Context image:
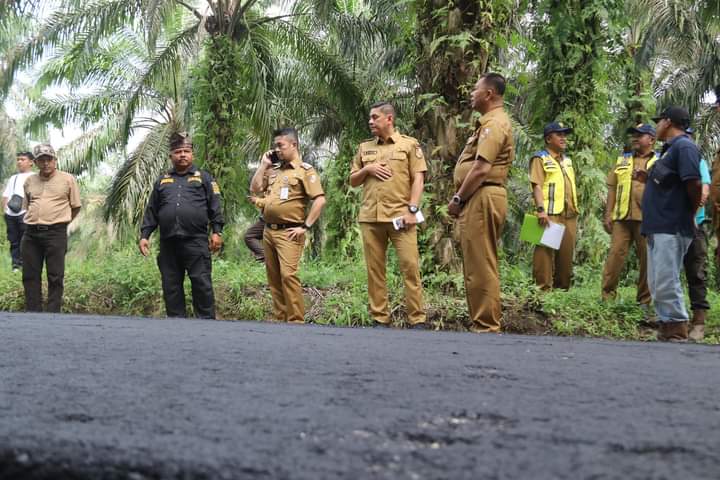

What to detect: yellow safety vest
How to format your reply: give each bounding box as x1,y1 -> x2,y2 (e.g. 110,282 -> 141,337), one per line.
611,152 -> 659,220
536,151 -> 577,215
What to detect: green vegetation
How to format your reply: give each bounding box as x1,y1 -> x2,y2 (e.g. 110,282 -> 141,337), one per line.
1,0 -> 720,344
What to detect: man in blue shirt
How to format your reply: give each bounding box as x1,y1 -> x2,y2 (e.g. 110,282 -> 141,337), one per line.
642,107 -> 702,342
682,128 -> 710,342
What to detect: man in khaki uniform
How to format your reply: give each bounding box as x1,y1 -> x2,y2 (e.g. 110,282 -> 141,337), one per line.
250,128 -> 325,323
601,124 -> 657,306
350,101 -> 427,328
447,73 -> 515,333
711,86 -> 720,266
21,144 -> 81,312
530,122 -> 578,290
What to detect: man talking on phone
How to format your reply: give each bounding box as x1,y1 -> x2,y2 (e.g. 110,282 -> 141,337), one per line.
350,102 -> 427,329
250,128 -> 325,323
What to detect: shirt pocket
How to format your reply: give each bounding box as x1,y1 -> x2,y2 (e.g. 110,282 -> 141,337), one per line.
361,154 -> 378,165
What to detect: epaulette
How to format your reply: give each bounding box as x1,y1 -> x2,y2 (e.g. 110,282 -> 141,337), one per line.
360,137 -> 376,145
300,162 -> 313,170
400,134 -> 418,142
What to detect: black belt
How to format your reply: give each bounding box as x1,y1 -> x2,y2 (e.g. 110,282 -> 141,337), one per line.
26,223 -> 68,231
265,223 -> 303,230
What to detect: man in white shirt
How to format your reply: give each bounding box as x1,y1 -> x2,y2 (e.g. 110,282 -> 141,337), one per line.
2,152 -> 34,271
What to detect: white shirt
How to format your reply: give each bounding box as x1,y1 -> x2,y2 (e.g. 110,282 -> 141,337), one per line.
2,172 -> 35,216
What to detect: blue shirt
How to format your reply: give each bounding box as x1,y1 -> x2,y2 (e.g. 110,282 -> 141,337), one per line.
641,134 -> 701,236
696,159 -> 710,224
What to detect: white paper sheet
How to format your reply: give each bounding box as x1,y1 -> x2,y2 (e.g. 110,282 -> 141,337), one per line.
540,221 -> 566,250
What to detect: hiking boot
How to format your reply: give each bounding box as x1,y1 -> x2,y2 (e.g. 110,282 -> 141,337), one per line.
688,310 -> 706,343
657,321 -> 688,342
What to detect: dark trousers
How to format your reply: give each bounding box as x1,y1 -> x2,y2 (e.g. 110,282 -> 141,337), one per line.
683,225 -> 710,311
21,224 -> 68,312
244,218 -> 266,261
157,237 -> 215,319
5,213 -> 26,268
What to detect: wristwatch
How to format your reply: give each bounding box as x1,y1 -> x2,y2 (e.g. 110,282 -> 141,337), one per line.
451,194 -> 463,205
302,223 -> 312,229
408,204 -> 419,214
536,205 -> 545,213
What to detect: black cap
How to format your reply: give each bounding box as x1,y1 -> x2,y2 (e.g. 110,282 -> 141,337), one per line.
543,121 -> 573,137
651,106 -> 690,127
169,131 -> 193,151
626,123 -> 656,137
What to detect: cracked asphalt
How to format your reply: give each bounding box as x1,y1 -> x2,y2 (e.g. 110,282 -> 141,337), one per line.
0,312 -> 719,479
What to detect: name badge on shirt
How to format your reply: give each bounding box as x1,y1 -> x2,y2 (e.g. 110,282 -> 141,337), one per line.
280,187 -> 289,200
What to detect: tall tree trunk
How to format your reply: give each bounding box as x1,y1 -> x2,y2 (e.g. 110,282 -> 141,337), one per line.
414,0 -> 513,271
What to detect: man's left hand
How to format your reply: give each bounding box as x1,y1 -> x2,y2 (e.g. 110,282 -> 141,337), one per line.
209,233 -> 223,253
287,227 -> 306,242
401,213 -> 417,228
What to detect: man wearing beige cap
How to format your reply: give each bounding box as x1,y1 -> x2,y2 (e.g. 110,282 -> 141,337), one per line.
21,144 -> 81,312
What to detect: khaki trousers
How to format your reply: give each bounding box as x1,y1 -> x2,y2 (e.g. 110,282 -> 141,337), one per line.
263,228 -> 305,323
360,222 -> 425,325
458,186 -> 507,332
533,214 -> 577,290
601,220 -> 650,304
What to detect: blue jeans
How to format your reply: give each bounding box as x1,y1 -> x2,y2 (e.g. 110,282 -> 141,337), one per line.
646,233 -> 693,323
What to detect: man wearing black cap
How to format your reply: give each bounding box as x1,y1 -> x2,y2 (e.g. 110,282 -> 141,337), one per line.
642,107 -> 702,341
139,132 -> 224,319
601,124 -> 658,307
529,122 -> 578,290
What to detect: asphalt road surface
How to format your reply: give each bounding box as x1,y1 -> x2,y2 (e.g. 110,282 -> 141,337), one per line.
1,312 -> 719,480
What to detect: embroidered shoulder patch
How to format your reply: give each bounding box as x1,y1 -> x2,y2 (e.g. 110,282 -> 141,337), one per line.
300,162 -> 313,170
160,178 -> 174,184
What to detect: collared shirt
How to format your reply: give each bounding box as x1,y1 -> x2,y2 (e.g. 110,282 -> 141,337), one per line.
262,159 -> 324,224
3,171 -> 34,216
453,106 -> 515,191
696,158 -> 711,224
529,152 -> 578,215
606,151 -> 655,221
641,134 -> 700,236
141,165 -> 224,240
351,132 -> 427,223
23,170 -> 81,225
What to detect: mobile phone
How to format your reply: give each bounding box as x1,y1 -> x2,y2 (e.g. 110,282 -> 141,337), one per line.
270,151 -> 280,163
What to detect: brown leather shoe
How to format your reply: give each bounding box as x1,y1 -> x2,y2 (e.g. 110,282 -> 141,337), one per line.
689,310 -> 706,343
657,321 -> 688,342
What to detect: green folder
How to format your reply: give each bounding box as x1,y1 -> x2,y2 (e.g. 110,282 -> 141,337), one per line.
520,213 -> 545,245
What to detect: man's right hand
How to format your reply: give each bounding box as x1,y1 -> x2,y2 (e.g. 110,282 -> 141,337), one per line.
537,211 -> 550,228
603,217 -> 613,234
261,151 -> 274,168
364,163 -> 393,181
139,238 -> 150,257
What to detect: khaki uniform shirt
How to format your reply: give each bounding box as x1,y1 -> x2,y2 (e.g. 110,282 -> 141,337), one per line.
262,159 -> 324,224
351,132 -> 427,223
453,106 -> 515,190
529,153 -> 578,215
23,170 -> 81,225
606,151 -> 654,221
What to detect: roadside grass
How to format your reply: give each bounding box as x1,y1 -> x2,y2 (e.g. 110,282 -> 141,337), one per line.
0,244 -> 717,344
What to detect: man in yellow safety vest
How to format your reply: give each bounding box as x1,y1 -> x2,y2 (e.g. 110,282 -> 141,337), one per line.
601,123 -> 658,307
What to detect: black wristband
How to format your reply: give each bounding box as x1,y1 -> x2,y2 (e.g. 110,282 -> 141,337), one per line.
302,223 -> 311,229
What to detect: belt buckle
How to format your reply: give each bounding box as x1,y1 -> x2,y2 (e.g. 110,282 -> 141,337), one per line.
37,225 -> 49,231
270,224 -> 278,230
